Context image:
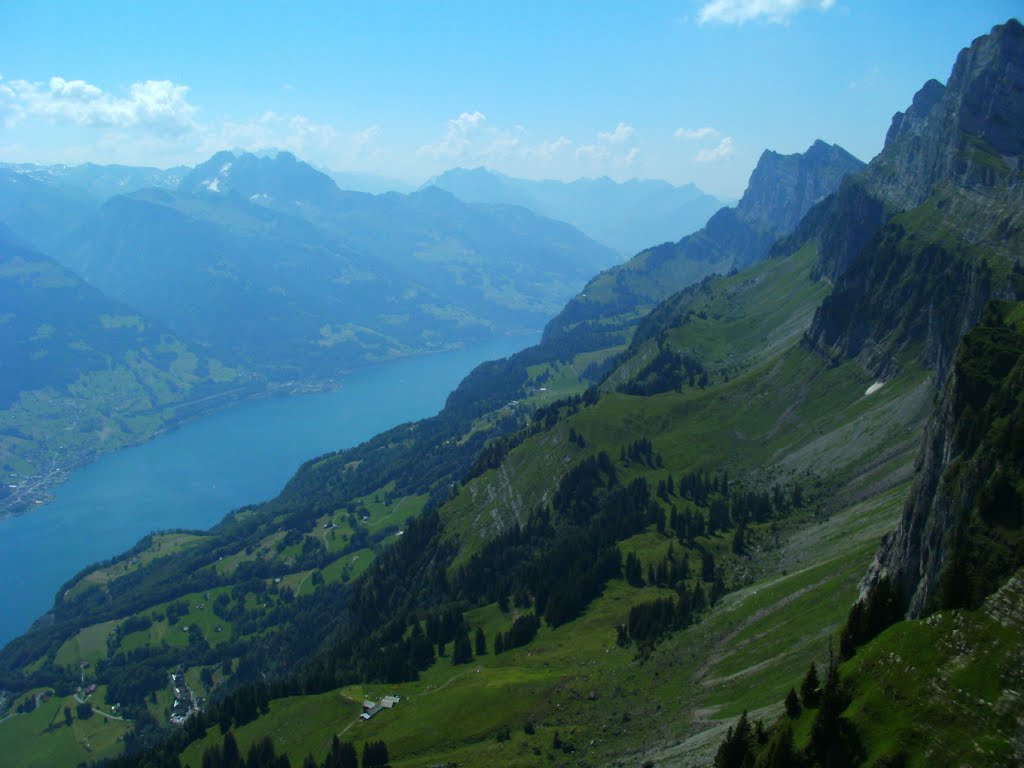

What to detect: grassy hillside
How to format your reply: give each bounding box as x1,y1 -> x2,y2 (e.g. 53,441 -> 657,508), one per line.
0,232 -> 941,767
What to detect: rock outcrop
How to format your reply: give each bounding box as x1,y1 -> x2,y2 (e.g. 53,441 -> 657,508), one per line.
862,300 -> 1024,618
805,19 -> 1024,382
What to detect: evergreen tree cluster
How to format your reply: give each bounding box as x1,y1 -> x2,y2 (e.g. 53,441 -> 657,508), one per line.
493,613 -> 541,655
196,731 -> 375,768
618,340 -> 709,396
713,656 -> 867,768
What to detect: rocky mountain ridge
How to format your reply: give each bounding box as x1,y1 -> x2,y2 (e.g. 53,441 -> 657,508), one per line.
544,139 -> 864,342
805,20 -> 1024,384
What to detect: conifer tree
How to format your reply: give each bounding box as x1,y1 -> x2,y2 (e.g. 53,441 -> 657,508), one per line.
784,687 -> 802,719
222,731 -> 241,768
475,626 -> 487,656
800,662 -> 821,708
757,723 -> 798,768
714,710 -> 752,768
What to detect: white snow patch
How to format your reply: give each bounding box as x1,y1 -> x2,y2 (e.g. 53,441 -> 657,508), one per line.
249,193 -> 270,201
864,381 -> 884,396
219,162 -> 232,175
204,178 -> 221,192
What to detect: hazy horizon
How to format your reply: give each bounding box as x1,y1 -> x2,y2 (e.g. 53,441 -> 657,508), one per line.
2,2 -> 1020,198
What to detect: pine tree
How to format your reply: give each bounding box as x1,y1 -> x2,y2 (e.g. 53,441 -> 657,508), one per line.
757,723 -> 798,768
714,710 -> 752,768
325,735 -> 358,768
451,628 -> 473,665
809,666 -> 860,767
784,687 -> 801,719
474,626 -> 487,656
222,731 -> 241,768
800,661 -> 820,708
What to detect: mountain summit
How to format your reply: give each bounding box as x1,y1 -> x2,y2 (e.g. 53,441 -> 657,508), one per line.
544,139 -> 864,344
805,19 -> 1024,382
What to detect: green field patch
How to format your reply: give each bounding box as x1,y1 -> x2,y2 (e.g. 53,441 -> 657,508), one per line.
0,688 -> 130,768
54,619 -> 118,672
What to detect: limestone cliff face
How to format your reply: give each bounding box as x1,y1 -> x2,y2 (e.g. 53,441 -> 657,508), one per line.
862,302 -> 1024,618
736,140 -> 865,247
867,19 -> 1024,211
814,20 -> 1024,280
805,19 -> 1024,382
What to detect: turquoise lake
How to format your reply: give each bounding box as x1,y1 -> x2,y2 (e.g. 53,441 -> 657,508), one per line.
0,333 -> 538,647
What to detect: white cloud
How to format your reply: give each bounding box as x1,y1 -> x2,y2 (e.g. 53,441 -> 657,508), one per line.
202,111 -> 339,158
420,110 -> 488,158
597,122 -> 634,144
695,136 -> 736,162
0,76 -> 197,135
698,0 -> 835,25
675,126 -> 720,140
574,122 -> 641,170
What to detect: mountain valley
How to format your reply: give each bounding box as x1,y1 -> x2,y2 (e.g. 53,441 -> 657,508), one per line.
0,16 -> 1022,768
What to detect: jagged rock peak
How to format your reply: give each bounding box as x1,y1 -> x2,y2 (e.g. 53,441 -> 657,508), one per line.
736,140 -> 864,237
867,18 -> 1024,209
179,149 -> 340,203
946,17 -> 1024,157
884,79 -> 945,148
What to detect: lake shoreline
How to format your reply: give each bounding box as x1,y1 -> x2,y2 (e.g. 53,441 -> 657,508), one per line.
0,334 -> 537,521
0,332 -> 541,646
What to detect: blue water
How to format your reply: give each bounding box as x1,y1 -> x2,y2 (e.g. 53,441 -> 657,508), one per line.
0,333 -> 538,647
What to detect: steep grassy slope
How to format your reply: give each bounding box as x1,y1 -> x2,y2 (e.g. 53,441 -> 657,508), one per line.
712,301 -> 1024,768
164,251 -> 933,768
545,141 -> 864,347
0,195 -> 944,768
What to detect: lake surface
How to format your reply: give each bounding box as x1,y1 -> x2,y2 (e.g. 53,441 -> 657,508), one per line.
0,333 -> 538,647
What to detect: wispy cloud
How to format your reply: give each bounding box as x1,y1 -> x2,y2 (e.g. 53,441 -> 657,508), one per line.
419,111 -> 576,169
0,76 -> 197,135
597,122 -> 634,144
352,125 -> 379,147
419,111 -> 489,158
674,126 -> 720,140
697,0 -> 835,25
849,66 -> 882,90
695,136 -> 736,163
575,122 -> 640,169
201,111 -> 339,157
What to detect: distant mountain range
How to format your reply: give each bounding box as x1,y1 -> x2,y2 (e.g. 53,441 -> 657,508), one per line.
424,167 -> 723,256
0,160 -> 186,201
323,169 -> 416,195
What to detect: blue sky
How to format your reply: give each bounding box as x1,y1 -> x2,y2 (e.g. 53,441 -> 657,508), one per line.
0,1 -> 1019,197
